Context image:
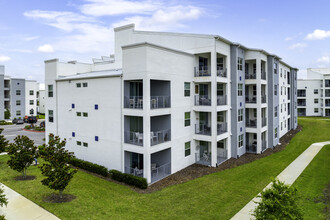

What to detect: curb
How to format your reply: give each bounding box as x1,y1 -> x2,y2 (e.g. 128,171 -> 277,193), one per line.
22,129 -> 45,133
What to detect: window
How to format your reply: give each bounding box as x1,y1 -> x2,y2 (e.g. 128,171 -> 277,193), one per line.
95,104 -> 98,110
184,112 -> 191,127
274,85 -> 277,96
29,100 -> 34,105
281,122 -> 283,131
274,63 -> 277,74
16,110 -> 21,116
77,141 -> 81,146
48,110 -> 54,122
280,68 -> 282,77
83,112 -> 88,117
314,108 -> 319,113
185,141 -> 191,157
16,90 -> 21,96
76,112 -> 81,117
274,106 -> 278,117
72,104 -> 75,109
29,90 -> 34,95
76,83 -> 81,88
314,89 -> 318,94
16,100 -> 21,106
275,128 -> 278,138
238,109 -> 243,122
72,132 -> 75,137
237,57 -> 243,71
95,136 -> 99,141
238,134 -> 243,148
83,82 -> 88,87
184,82 -> 190,97
238,84 -> 243,96
314,99 -> 318,104
48,85 -> 53,97
83,142 -> 88,147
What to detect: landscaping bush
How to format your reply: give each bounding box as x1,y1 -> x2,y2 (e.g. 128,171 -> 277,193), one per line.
0,121 -> 12,125
70,158 -> 109,177
110,169 -> 148,189
24,125 -> 32,130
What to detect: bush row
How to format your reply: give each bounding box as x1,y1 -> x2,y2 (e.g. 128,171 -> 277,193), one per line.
0,121 -> 13,125
70,158 -> 109,177
109,170 -> 148,189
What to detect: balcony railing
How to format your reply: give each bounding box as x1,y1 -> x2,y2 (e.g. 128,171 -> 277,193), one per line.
297,93 -> 306,97
150,96 -> 170,109
246,144 -> 257,153
124,131 -> 143,146
298,112 -> 306,116
262,141 -> 267,151
217,95 -> 227,105
125,166 -> 143,177
262,118 -> 267,127
245,73 -> 256,79
124,96 -> 143,109
151,162 -> 171,183
325,102 -> 330,107
246,96 -> 256,103
217,122 -> 227,135
195,152 -> 211,166
261,95 -> 266,103
195,124 -> 211,136
217,68 -> 227,78
4,95 -> 10,99
297,102 -> 306,106
151,129 -> 171,146
261,71 -> 266,80
195,95 -> 211,106
246,119 -> 257,128
326,112 -> 330,116
194,66 -> 210,77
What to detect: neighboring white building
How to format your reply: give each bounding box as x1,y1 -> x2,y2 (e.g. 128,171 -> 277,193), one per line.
45,24 -> 298,184
38,89 -> 45,114
25,80 -> 39,116
297,68 -> 330,117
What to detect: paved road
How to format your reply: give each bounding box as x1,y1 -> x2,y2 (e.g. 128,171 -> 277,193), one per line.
0,121 -> 45,146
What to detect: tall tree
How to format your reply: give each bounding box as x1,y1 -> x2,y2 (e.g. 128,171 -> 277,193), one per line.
0,185 -> 8,220
40,134 -> 77,199
7,136 -> 38,178
0,129 -> 9,153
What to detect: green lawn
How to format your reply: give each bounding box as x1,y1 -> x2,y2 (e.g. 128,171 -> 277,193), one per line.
0,118 -> 329,219
293,145 -> 330,219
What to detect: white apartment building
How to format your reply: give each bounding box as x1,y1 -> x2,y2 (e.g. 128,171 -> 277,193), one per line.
25,80 -> 39,116
45,24 -> 298,184
37,89 -> 45,114
297,68 -> 330,117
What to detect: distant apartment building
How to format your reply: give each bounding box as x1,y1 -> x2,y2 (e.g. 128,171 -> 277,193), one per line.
0,65 -> 39,120
37,89 -> 45,114
297,68 -> 330,117
45,24 -> 298,184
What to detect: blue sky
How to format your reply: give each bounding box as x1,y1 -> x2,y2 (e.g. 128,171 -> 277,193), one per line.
0,0 -> 330,84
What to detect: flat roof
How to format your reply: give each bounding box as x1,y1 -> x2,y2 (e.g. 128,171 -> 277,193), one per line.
56,69 -> 122,81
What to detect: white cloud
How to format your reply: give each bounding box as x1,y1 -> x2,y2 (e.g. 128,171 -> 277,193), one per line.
317,56 -> 330,63
285,32 -> 303,41
0,56 -> 11,62
305,29 -> 330,40
23,36 -> 39,41
80,0 -> 161,16
11,49 -> 33,53
288,43 -> 307,50
38,44 -> 54,53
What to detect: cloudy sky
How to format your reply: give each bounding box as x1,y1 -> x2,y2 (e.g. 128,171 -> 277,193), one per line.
0,0 -> 329,83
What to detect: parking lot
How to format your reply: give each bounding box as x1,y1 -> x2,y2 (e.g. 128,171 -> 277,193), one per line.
0,121 -> 45,146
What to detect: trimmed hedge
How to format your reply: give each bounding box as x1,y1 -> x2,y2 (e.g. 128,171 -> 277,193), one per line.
70,158 -> 109,177
110,169 -> 148,189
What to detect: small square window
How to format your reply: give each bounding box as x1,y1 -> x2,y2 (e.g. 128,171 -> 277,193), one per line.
314,89 -> 318,94
16,90 -> 21,96
95,104 -> 98,110
83,82 -> 88,87
77,141 -> 81,146
95,136 -> 99,141
76,83 -> 81,88
72,104 -> 75,108
77,112 -> 81,116
83,142 -> 88,147
314,99 -> 318,104
83,112 -> 88,117
314,108 -> 319,113
72,132 -> 75,137
29,90 -> 34,95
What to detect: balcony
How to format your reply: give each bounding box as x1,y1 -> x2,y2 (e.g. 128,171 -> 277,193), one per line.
217,122 -> 227,135
262,118 -> 267,127
124,151 -> 143,178
246,96 -> 257,104
124,96 -> 143,109
297,101 -> 306,107
262,141 -> 267,152
217,67 -> 227,78
246,143 -> 257,153
124,131 -> 143,146
151,129 -> 171,146
194,66 -> 210,77
195,152 -> 211,166
261,71 -> 266,80
245,73 -> 256,80
195,124 -> 211,136
217,95 -> 227,105
125,166 -> 143,177
150,96 -> 170,109
151,148 -> 171,183
297,90 -> 306,97
261,95 -> 266,103
195,95 -> 211,106
246,119 -> 257,128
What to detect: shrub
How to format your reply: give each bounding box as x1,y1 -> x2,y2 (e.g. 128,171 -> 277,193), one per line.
24,125 -> 32,130
110,170 -> 148,189
70,158 -> 108,177
0,129 -> 9,153
0,121 -> 12,125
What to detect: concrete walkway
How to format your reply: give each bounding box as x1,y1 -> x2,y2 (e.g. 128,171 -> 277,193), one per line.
231,141 -> 330,220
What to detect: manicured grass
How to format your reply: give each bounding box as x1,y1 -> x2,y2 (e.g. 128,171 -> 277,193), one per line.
293,145 -> 330,219
0,118 -> 329,219
37,115 -> 45,119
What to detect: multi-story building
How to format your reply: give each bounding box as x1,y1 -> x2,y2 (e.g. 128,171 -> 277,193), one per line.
37,89 -> 45,114
45,24 -> 298,184
25,80 -> 39,117
297,68 -> 330,117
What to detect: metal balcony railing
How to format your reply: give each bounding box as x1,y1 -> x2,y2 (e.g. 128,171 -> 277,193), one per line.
217,68 -> 227,77
124,131 -> 143,146
151,162 -> 171,183
150,129 -> 171,146
217,95 -> 227,105
246,96 -> 257,103
194,66 -> 210,77
262,141 -> 267,151
195,95 -> 211,106
246,144 -> 257,153
262,118 -> 267,127
261,95 -> 266,103
246,119 -> 257,128
195,152 -> 211,166
297,102 -> 306,106
245,73 -> 256,79
217,122 -> 227,135
195,124 -> 211,136
125,166 -> 143,177
150,96 -> 170,109
298,112 -> 306,116
124,96 -> 143,109
261,71 -> 266,80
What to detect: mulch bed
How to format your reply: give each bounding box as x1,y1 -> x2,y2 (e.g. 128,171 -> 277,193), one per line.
43,193 -> 76,203
14,175 -> 36,181
78,125 -> 302,194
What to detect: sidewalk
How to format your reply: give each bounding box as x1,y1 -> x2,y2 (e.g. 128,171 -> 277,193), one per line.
0,183 -> 60,220
231,141 -> 330,220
